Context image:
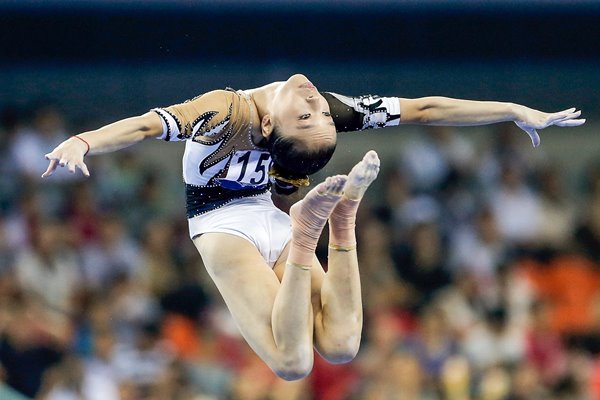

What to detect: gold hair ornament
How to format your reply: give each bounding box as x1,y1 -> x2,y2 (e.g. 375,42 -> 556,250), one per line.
268,167 -> 310,187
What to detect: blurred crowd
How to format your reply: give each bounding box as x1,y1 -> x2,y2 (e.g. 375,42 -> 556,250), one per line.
1,102 -> 600,400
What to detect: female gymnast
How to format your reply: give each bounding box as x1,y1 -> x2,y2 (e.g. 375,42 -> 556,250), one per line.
42,74 -> 584,380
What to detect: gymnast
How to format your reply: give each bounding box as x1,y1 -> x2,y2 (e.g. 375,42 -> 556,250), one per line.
42,74 -> 584,380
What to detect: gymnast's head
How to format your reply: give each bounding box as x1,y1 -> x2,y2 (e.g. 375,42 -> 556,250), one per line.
261,74 -> 337,186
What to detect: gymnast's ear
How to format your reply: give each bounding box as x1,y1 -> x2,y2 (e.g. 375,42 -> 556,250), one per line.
261,114 -> 274,138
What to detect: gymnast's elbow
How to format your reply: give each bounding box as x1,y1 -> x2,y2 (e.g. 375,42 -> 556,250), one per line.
137,112 -> 165,140
399,97 -> 442,125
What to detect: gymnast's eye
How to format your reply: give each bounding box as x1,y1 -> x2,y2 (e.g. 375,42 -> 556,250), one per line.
323,112 -> 331,117
299,114 -> 311,120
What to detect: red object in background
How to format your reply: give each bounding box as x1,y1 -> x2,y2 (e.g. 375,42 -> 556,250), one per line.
525,329 -> 567,385
590,357 -> 600,399
520,255 -> 600,335
311,354 -> 360,400
161,314 -> 201,360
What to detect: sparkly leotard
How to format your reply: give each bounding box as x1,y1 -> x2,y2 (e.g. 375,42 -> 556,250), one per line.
151,89 -> 401,218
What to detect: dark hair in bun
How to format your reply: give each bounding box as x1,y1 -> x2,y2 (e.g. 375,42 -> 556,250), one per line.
266,125 -> 336,192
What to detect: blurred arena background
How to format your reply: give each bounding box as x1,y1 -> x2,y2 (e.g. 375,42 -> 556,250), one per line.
1,1 -> 600,399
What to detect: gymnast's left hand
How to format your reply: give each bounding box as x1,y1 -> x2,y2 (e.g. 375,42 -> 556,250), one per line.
42,136 -> 91,178
514,106 -> 585,147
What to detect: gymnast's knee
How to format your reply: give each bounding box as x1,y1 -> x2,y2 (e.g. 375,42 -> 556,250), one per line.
317,337 -> 361,365
271,352 -> 314,381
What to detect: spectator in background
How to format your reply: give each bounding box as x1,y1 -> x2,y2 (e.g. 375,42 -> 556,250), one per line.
435,271 -> 487,339
64,183 -> 101,246
440,355 -> 471,400
525,300 -> 568,386
94,152 -> 145,210
111,322 -> 174,393
0,216 -> 16,278
80,214 -> 141,289
14,218 -> 80,315
488,163 -> 542,247
37,355 -> 84,400
430,126 -> 476,177
356,210 -> 411,312
448,206 -> 508,290
489,262 -> 534,330
574,163 -> 600,263
535,164 -> 577,251
404,306 -> 459,391
2,190 -> 43,252
9,102 -> 74,182
106,273 -> 161,343
461,306 -> 525,370
0,294 -> 66,398
81,328 -> 120,400
510,362 -> 550,399
401,129 -> 450,193
360,352 -> 432,400
393,221 -> 452,311
148,360 -> 211,400
380,167 -> 422,244
136,220 -> 179,298
357,310 -> 409,382
478,366 -> 512,400
0,107 -> 22,213
478,123 -> 541,191
124,169 -> 169,238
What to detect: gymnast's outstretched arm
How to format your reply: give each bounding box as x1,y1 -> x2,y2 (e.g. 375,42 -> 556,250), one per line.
42,111 -> 163,177
398,97 -> 585,147
322,91 -> 585,147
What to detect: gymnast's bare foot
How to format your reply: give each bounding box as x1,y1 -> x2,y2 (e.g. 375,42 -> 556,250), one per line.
343,150 -> 381,201
329,150 -> 380,247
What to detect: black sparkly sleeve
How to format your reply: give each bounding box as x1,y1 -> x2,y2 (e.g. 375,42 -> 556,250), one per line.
322,91 -> 401,133
322,92 -> 365,132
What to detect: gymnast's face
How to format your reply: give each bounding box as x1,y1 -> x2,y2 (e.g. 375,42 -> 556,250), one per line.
263,74 -> 337,149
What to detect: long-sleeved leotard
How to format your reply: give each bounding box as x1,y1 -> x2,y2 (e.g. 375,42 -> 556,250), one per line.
151,89 -> 401,217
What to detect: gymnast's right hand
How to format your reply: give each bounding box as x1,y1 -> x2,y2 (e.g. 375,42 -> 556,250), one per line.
42,136 -> 91,178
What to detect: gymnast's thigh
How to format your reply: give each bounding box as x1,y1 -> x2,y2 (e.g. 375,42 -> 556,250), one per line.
193,232 -> 283,350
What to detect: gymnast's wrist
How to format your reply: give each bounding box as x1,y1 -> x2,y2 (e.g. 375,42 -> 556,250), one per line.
70,135 -> 90,156
510,103 -> 526,122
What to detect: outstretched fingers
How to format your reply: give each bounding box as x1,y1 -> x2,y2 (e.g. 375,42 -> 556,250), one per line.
517,107 -> 585,148
79,162 -> 90,177
42,158 -> 59,178
549,108 -> 585,126
42,156 -> 90,178
526,127 -> 541,148
554,118 -> 586,127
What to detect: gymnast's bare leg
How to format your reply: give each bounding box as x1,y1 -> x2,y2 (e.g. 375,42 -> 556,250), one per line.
194,175 -> 347,381
311,150 -> 380,362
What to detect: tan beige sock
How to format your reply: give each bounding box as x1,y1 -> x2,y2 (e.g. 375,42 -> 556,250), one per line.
329,150 -> 381,248
288,177 -> 346,266
328,198 -> 360,248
